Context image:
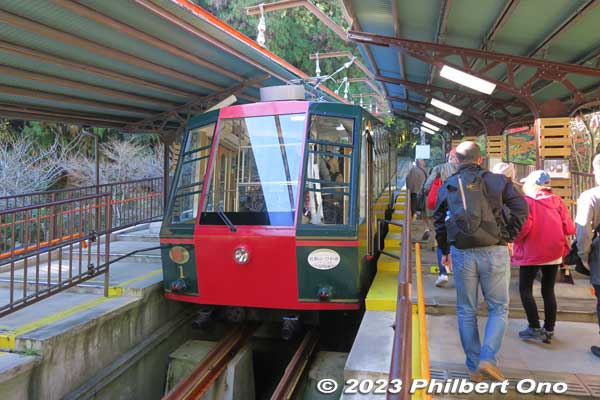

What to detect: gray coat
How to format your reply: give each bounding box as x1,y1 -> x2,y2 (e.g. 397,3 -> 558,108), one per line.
575,185 -> 600,285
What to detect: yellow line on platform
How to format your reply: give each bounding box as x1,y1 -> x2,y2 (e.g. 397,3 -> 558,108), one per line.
108,268 -> 162,297
414,243 -> 431,400
0,297 -> 111,350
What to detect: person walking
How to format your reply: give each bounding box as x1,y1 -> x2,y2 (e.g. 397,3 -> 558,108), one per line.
574,154 -> 600,359
424,149 -> 459,287
512,170 -> 575,343
434,142 -> 528,381
406,159 -> 428,219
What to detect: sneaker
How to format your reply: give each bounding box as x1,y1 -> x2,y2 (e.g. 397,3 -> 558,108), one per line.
591,346 -> 600,358
479,361 -> 505,381
435,274 -> 449,287
542,328 -> 554,342
519,327 -> 545,341
469,370 -> 484,383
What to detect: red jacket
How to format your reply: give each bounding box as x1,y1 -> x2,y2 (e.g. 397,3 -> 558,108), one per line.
511,190 -> 575,266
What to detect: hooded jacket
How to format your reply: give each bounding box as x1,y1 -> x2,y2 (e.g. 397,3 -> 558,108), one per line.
512,189 -> 575,266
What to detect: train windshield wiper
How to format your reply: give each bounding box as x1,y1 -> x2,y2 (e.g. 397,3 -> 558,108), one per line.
217,209 -> 237,232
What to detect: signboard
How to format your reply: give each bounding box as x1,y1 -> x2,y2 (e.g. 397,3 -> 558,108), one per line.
415,145 -> 431,160
307,249 -> 341,270
543,159 -> 570,179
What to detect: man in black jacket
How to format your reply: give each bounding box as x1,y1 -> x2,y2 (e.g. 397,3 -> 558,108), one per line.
434,142 -> 528,382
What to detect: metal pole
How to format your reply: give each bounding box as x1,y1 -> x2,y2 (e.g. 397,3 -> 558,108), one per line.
162,134 -> 171,214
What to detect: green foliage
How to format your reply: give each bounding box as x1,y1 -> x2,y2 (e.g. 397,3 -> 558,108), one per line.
195,0 -> 372,96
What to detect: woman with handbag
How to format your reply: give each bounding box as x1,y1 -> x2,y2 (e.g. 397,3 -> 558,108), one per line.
512,170 -> 575,343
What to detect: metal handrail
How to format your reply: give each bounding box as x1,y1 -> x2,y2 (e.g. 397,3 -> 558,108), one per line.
385,189 -> 412,400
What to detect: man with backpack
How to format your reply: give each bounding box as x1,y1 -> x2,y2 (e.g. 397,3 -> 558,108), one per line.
434,142 -> 528,382
574,153 -> 600,359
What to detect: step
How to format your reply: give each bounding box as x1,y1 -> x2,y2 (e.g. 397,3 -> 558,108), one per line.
383,233 -> 403,249
377,254 -> 400,273
0,351 -> 37,400
0,280 -> 188,399
365,270 -> 398,311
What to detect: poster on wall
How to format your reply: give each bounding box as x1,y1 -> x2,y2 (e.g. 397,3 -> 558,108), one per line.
543,159 -> 570,179
506,126 -> 535,165
415,145 -> 430,159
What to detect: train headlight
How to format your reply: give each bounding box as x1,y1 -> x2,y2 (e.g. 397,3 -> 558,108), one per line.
169,246 -> 190,264
233,247 -> 249,265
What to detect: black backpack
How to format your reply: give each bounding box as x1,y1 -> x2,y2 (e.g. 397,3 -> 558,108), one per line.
445,169 -> 502,249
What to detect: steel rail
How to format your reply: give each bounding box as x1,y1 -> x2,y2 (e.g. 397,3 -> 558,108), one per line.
270,329 -> 320,400
162,324 -> 256,400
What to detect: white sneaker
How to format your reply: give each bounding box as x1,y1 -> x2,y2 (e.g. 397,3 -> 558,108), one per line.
435,274 -> 449,287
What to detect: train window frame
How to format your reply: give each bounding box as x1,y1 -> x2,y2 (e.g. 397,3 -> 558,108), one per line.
298,112 -> 359,232
199,113 -> 307,227
164,113 -> 218,230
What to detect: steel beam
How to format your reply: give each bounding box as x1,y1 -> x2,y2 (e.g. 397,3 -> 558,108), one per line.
124,76 -> 266,133
0,41 -> 192,99
348,30 -> 600,78
246,0 -> 347,41
0,84 -> 156,117
482,0 -> 520,51
134,0 -> 292,84
428,0 -> 453,85
0,65 -> 178,110
0,103 -> 133,127
0,10 -> 226,92
52,0 -> 247,84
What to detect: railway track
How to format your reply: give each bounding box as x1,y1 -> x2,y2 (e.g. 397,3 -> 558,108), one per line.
162,325 -> 320,400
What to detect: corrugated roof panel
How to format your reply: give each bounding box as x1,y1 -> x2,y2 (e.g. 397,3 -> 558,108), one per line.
443,0 -> 507,49
396,0 -> 442,42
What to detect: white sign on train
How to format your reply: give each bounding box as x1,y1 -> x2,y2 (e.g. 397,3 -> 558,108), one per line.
307,249 -> 341,270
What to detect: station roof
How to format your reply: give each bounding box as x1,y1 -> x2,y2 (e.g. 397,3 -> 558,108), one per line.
0,0 -> 343,133
341,0 -> 600,133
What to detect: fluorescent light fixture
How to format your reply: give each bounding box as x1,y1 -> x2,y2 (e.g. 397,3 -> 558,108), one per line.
421,121 -> 440,132
431,98 -> 463,116
440,65 -> 496,95
290,115 -> 306,122
425,112 -> 448,126
420,126 -> 435,135
336,123 -> 346,131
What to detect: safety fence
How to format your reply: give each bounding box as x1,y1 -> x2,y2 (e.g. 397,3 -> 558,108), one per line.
0,193 -> 111,316
377,190 -> 430,400
0,177 -> 164,317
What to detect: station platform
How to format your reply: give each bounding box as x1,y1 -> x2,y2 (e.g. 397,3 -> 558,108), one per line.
345,161 -> 600,398
0,224 -> 192,400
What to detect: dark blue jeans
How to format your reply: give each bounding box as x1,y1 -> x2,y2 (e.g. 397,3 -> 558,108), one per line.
595,284 -> 600,330
437,246 -> 447,276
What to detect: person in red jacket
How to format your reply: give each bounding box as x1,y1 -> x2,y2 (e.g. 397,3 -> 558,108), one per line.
512,170 -> 575,342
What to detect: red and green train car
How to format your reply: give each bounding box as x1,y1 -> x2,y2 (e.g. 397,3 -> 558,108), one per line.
159,95 -> 397,325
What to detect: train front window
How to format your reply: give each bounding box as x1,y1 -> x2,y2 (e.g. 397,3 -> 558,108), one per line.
200,114 -> 305,226
301,115 -> 354,225
169,123 -> 215,224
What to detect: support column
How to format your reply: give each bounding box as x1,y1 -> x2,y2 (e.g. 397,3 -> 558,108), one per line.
161,133 -> 175,214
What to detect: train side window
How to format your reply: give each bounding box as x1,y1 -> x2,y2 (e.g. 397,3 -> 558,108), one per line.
169,123 -> 215,224
302,115 -> 354,225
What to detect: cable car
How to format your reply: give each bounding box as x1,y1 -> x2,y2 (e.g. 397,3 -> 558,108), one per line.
160,86 -> 397,326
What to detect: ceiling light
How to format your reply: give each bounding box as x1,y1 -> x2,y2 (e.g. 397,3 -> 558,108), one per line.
421,121 -> 440,132
431,98 -> 463,116
440,65 -> 496,95
420,126 -> 435,135
290,115 -> 306,122
425,112 -> 448,126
